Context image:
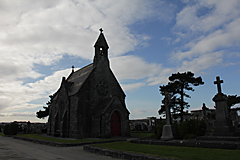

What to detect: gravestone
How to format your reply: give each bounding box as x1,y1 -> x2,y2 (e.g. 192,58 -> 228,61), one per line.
212,76 -> 235,136
161,92 -> 177,140
202,103 -> 207,123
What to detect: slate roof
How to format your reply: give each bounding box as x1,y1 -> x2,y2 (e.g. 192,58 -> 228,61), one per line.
67,63 -> 95,96
94,32 -> 109,48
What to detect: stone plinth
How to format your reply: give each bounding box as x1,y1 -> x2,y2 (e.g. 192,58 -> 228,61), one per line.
161,125 -> 177,140
213,94 -> 235,136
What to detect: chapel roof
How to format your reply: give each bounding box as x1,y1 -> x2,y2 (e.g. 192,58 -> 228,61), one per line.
66,63 -> 95,96
94,31 -> 109,48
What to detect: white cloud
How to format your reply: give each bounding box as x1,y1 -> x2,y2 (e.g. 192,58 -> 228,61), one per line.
170,0 -> 240,76
0,0 -> 239,121
174,17 -> 240,61
0,68 -> 71,112
0,111 -> 46,122
121,83 -> 145,91
179,52 -> 223,73
111,55 -> 163,80
176,0 -> 240,33
111,55 -> 173,86
0,0 -> 158,114
130,108 -> 158,119
0,112 -> 35,117
27,68 -> 72,95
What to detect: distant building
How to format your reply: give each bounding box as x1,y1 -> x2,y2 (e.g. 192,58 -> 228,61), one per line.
130,117 -> 157,131
1,121 -> 47,133
47,30 -> 130,138
191,109 -> 215,120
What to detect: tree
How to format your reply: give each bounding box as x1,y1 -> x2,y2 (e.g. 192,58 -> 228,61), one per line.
159,71 -> 204,122
227,95 -> 240,109
36,95 -> 52,119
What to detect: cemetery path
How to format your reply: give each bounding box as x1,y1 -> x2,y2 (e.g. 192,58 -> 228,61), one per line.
0,136 -> 120,160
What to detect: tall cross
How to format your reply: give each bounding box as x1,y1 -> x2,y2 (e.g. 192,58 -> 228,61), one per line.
164,91 -> 171,125
164,91 -> 169,104
99,28 -> 103,33
214,76 -> 223,94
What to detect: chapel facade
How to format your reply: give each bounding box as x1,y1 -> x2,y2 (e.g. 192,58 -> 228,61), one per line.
47,29 -> 130,138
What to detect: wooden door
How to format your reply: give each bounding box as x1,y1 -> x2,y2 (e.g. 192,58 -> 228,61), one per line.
110,111 -> 121,136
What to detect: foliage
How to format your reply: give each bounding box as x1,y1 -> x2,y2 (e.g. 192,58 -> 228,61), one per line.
177,119 -> 206,139
93,141 -> 240,160
36,106 -> 49,119
159,71 -> 204,122
3,122 -> 19,135
153,121 -> 165,139
3,124 -> 10,135
9,122 -> 19,135
36,95 -> 52,119
153,119 -> 206,140
227,95 -> 240,108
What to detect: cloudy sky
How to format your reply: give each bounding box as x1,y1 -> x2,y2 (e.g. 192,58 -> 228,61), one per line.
0,0 -> 240,122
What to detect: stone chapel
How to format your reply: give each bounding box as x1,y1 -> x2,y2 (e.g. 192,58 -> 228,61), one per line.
47,29 -> 130,138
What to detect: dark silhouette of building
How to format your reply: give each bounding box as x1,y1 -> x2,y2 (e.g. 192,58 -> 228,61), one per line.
47,29 -> 130,138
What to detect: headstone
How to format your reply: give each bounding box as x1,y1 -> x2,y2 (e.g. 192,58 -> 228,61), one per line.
212,76 -> 235,136
27,121 -> 31,133
202,103 -> 207,123
161,92 -> 177,140
202,103 -> 212,135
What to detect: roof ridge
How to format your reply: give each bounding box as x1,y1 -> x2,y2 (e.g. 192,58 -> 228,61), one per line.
75,63 -> 93,73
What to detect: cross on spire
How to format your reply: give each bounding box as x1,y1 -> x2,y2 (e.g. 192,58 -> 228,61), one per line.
99,28 -> 103,33
214,76 -> 223,94
72,65 -> 75,72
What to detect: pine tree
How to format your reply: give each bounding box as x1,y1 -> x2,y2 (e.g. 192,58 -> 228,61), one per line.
159,71 -> 204,122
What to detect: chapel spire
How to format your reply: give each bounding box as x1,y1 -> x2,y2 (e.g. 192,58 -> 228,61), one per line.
93,28 -> 109,67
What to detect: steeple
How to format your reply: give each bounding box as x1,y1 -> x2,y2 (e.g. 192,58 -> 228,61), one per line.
93,28 -> 109,67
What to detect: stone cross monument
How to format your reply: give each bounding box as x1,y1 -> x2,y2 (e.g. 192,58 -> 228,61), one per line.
212,76 -> 235,136
161,92 -> 177,140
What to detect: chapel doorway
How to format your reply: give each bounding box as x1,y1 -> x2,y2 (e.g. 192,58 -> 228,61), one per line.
110,111 -> 121,136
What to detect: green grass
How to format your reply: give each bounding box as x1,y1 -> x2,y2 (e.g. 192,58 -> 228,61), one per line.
0,132 -> 4,136
17,134 -> 109,144
130,132 -> 154,138
92,141 -> 240,160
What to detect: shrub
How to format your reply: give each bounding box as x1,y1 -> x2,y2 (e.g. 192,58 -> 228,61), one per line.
9,123 -> 19,135
3,123 -> 19,136
178,119 -> 206,139
153,119 -> 206,140
3,124 -> 10,135
153,121 -> 165,139
183,134 -> 197,140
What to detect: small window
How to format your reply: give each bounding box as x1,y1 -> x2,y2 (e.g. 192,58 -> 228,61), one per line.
100,47 -> 103,55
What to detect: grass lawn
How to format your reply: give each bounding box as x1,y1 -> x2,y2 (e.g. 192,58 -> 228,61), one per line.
17,134 -> 111,144
130,131 -> 154,138
92,141 -> 240,160
0,132 -> 4,136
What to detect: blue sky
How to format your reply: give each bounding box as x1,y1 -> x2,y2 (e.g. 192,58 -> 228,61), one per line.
0,0 -> 240,122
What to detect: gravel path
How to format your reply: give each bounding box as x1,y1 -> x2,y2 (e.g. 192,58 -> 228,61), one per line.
0,136 -> 120,160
